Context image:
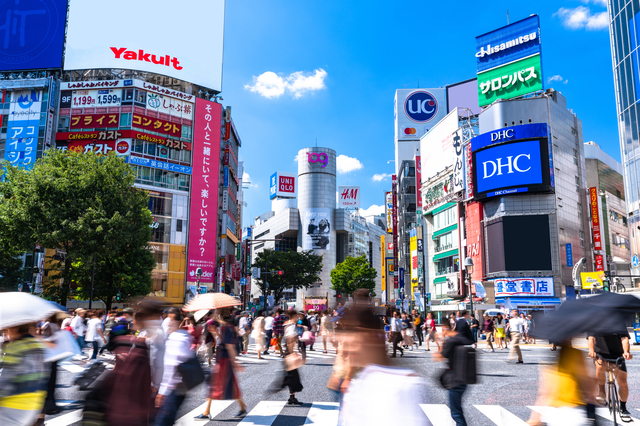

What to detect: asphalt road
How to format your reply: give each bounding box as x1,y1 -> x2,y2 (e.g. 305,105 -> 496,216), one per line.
44,338 -> 640,425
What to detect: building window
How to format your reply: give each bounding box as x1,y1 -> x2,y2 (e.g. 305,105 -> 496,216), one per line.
580,230 -> 585,248
571,127 -> 578,137
433,207 -> 456,230
255,229 -> 270,239
575,176 -> 580,192
577,203 -> 582,221
573,149 -> 578,165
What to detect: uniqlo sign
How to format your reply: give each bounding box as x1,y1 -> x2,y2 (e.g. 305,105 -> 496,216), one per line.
590,187 -> 602,251
187,99 -> 221,283
338,186 -> 360,208
269,172 -> 297,199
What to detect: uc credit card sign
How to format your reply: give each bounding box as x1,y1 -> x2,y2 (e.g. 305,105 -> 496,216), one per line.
475,140 -> 543,194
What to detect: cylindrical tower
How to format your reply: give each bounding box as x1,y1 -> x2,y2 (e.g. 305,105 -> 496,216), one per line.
297,147 -> 337,309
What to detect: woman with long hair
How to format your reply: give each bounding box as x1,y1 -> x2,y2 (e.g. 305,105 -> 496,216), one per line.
251,310 -> 266,359
194,308 -> 247,420
494,314 -> 506,350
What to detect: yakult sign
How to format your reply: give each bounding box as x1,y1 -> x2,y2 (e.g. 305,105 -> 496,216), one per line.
270,172 -> 297,199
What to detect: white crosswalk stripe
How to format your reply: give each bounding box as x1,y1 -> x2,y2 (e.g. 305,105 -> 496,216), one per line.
43,401 -> 628,426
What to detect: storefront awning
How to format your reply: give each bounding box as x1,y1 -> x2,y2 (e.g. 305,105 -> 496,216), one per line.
433,248 -> 459,261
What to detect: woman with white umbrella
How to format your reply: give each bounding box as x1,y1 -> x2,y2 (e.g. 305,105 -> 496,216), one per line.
0,293 -> 63,426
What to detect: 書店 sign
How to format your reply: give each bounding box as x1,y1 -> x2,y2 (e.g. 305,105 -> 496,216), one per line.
494,277 -> 554,297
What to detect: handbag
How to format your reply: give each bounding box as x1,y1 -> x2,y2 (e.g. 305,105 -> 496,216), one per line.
300,331 -> 315,343
284,353 -> 305,371
270,337 -> 278,347
177,354 -> 205,390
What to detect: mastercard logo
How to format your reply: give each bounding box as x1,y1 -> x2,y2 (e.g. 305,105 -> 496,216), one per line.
403,127 -> 417,135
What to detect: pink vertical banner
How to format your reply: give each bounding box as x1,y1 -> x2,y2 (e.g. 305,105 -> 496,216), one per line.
187,99 -> 221,283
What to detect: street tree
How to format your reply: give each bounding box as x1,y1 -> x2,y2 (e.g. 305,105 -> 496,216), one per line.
330,255 -> 377,298
0,150 -> 154,305
252,249 -> 323,304
0,251 -> 25,292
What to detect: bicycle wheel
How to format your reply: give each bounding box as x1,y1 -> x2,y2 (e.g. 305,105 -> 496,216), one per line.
618,284 -> 626,293
608,381 -> 620,425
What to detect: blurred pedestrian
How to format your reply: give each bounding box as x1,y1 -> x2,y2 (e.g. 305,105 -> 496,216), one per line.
70,308 -> 87,353
273,310 -> 304,405
194,308 -> 247,420
238,312 -> 250,355
401,312 -> 415,350
424,312 -> 441,352
41,315 -> 62,415
161,308 -> 180,336
0,323 -> 47,426
413,310 -> 424,347
263,311 -> 274,355
469,313 -> 479,349
85,310 -> 107,360
252,310 -> 266,359
307,310 -> 318,351
320,310 -> 333,353
494,313 -> 506,349
136,300 -> 166,403
204,318 -> 219,366
389,311 -> 403,358
482,313 -> 495,353
507,309 -> 524,364
273,308 -> 286,356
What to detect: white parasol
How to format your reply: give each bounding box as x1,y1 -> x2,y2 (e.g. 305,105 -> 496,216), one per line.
0,292 -> 65,329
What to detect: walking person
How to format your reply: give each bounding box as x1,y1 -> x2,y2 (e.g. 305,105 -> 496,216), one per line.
402,313 -> 415,350
424,312 -> 441,352
494,313 -> 506,349
320,310 -> 333,353
41,315 -> 62,415
506,309 -> 524,364
237,312 -> 250,355
70,308 -> 87,354
307,310 -> 318,351
413,310 -> 424,347
469,313 -> 479,349
252,311 -> 266,359
275,310 -> 304,405
195,308 -> 248,420
85,310 -> 107,360
389,311 -> 403,358
263,311 -> 274,355
482,313 -> 495,353
135,300 -> 166,416
273,308 -> 286,356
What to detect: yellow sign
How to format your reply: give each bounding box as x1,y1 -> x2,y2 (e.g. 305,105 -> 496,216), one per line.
581,271 -> 605,289
381,235 -> 386,292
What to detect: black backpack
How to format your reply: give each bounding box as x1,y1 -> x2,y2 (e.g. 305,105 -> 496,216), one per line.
453,346 -> 477,385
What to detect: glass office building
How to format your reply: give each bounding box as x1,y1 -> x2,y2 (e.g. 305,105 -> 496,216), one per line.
607,0 -> 640,258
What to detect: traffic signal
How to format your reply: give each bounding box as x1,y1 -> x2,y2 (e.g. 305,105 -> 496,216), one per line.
115,291 -> 122,302
603,279 -> 610,292
277,270 -> 284,275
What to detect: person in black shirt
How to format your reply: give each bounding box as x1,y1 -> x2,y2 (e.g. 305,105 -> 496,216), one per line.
438,322 -> 472,426
469,314 -> 479,349
588,330 -> 633,421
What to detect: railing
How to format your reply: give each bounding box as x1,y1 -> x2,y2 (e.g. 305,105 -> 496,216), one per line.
435,266 -> 457,276
434,243 -> 453,253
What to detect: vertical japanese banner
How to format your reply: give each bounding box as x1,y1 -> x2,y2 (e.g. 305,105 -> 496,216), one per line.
187,99 -> 222,283
595,254 -> 604,272
4,90 -> 42,170
590,187 -> 602,251
392,175 -> 399,289
385,192 -> 393,233
415,155 -> 422,218
381,235 -> 386,298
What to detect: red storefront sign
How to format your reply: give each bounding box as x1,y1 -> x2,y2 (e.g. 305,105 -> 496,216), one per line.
56,139 -> 131,156
56,130 -> 191,150
224,144 -> 230,166
132,113 -> 182,137
186,99 -> 222,283
465,201 -> 484,282
416,155 -> 422,211
590,187 -> 602,251
595,254 -> 604,271
392,174 -> 399,288
70,113 -> 120,129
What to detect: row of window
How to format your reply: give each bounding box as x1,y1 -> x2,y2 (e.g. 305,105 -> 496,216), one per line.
433,206 -> 456,230
132,139 -> 192,164
134,165 -> 190,192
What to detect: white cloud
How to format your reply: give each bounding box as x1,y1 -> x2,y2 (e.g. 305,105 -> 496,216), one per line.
372,173 -> 391,182
336,155 -> 363,174
581,0 -> 607,6
242,172 -> 257,189
547,75 -> 569,84
358,204 -> 385,222
245,69 -> 327,99
555,6 -> 608,30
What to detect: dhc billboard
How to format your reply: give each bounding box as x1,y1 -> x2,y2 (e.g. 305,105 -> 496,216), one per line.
471,124 -> 554,200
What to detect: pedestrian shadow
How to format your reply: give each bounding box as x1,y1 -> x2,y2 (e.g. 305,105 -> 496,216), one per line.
477,373 -> 514,377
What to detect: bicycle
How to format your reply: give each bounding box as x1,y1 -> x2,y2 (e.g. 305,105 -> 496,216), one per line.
596,356 -> 630,425
612,281 -> 627,293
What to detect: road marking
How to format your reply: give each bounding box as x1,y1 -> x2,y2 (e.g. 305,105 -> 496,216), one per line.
44,409 -> 83,426
239,400 -> 287,425
58,362 -> 84,373
419,404 -> 456,426
304,402 -> 339,425
237,356 -> 268,364
597,406 -> 640,422
474,405 -> 528,425
174,400 -> 233,425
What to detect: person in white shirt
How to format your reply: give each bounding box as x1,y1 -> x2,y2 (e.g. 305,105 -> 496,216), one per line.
85,310 -> 107,360
70,309 -> 87,352
390,311 -> 403,358
307,311 -> 318,351
506,309 -> 524,364
238,313 -> 250,355
161,308 -> 180,337
136,300 -> 166,396
263,312 -> 274,355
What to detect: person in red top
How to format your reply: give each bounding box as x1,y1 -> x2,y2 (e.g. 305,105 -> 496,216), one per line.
423,312 -> 440,352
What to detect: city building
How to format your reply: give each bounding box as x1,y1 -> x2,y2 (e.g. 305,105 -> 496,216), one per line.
585,141 -> 633,285
605,1 -> 640,275
249,147 -> 386,309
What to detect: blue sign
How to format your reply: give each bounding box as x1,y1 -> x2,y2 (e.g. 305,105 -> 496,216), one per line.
471,123 -> 549,152
403,91 -> 439,123
399,267 -> 405,298
475,15 -> 541,73
240,277 -> 247,286
475,140 -> 543,194
246,227 -> 252,238
269,172 -> 277,200
566,243 -> 573,267
127,156 -> 192,175
633,255 -> 639,268
0,0 -> 67,71
223,166 -> 229,188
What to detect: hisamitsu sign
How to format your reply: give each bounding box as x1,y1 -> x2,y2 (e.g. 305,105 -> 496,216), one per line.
494,277 -> 554,297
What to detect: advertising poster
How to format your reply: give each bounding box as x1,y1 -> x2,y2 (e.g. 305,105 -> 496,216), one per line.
71,89 -> 122,108
146,93 -> 194,120
270,172 -> 297,199
0,0 -> 67,71
477,54 -> 543,107
590,187 -> 602,251
415,155 -> 423,216
304,299 -> 327,312
64,0 -> 225,92
4,90 -> 42,170
338,186 -> 360,208
302,208 -> 331,250
57,139 -> 131,156
70,113 -> 120,129
494,277 -> 554,297
392,175 -> 399,288
410,230 -> 418,284
595,254 -> 604,271
395,88 -> 447,141
187,99 -> 222,283
385,192 -> 393,233
581,271 -> 605,289
132,114 -> 182,138
381,235 -> 386,294
420,109 -> 460,183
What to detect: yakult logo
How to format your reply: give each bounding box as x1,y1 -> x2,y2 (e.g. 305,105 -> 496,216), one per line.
308,152 -> 328,168
482,154 -> 531,179
111,47 -> 183,70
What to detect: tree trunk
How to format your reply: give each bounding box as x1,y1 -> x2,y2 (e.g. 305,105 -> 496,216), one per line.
59,257 -> 72,307
105,295 -> 113,312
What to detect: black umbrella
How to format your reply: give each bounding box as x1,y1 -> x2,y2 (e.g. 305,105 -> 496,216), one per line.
531,293 -> 640,342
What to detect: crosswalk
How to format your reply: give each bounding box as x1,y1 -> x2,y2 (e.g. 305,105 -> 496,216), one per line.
44,401 -> 637,425
233,344 -> 337,365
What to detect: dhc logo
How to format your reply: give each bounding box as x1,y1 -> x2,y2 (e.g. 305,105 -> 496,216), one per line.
475,140 -> 543,194
482,154 -> 531,178
490,129 -> 514,142
404,91 -> 438,123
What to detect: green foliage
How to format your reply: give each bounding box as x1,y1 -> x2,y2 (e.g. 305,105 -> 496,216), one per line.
330,255 -> 377,298
0,252 -> 24,292
0,150 -> 154,305
252,249 -> 323,302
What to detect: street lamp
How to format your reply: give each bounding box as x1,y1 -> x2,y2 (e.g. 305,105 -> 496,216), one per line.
196,267 -> 203,295
464,257 -> 474,314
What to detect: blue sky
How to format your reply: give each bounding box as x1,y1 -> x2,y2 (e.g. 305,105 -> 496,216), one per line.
221,0 -> 615,225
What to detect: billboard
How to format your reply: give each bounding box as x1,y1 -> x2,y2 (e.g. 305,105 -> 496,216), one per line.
56,139 -> 131,156
472,137 -> 553,199
70,113 -> 120,130
385,192 -> 393,233
338,186 -> 360,208
410,230 -> 418,285
0,0 -> 67,71
4,89 -> 42,170
494,277 -> 554,297
187,99 -> 222,283
446,79 -> 481,116
395,88 -> 447,141
269,172 -> 297,199
477,54 -> 543,107
64,0 -> 226,92
420,108 -> 463,194
302,208 -> 331,250
581,271 -> 604,289
475,15 -> 542,73
590,187 -> 602,251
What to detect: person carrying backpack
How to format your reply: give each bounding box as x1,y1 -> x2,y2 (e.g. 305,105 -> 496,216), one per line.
436,311 -> 476,426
